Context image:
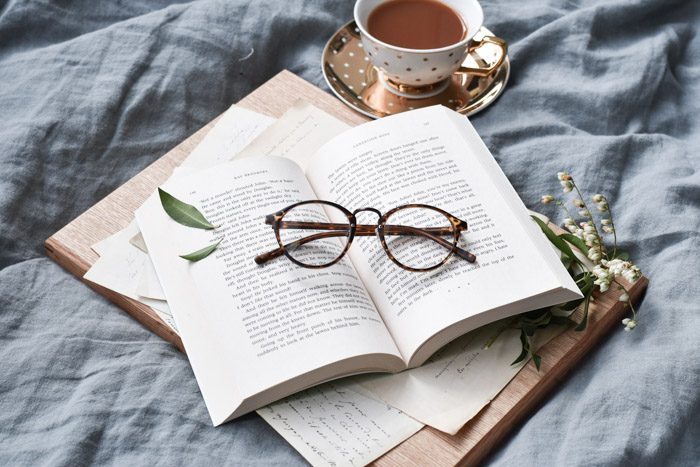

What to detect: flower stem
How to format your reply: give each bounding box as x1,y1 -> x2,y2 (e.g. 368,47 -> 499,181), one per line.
613,279 -> 636,321
556,199 -> 575,221
483,317 -> 518,349
606,196 -> 618,257
571,178 -> 607,260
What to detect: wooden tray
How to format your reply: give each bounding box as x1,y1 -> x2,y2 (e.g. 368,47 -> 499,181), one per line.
45,70 -> 648,466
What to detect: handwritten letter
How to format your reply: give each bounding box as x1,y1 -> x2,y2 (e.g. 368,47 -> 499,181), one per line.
258,381 -> 422,467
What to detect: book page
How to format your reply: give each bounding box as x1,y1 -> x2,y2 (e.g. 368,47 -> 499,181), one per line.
306,106 -> 579,364
136,155 -> 404,425
258,380 -> 423,467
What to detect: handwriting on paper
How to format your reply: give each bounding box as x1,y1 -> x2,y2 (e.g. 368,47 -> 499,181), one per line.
257,380 -> 422,467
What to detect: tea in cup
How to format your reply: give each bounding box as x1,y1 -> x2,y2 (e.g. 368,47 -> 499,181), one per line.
354,0 -> 507,97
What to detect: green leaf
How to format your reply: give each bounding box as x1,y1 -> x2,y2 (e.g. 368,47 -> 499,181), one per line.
180,241 -> 221,262
520,311 -> 553,329
159,188 -> 216,230
561,258 -> 573,270
560,233 -> 589,254
532,353 -> 542,371
560,297 -> 584,312
522,308 -> 550,320
512,347 -> 529,366
613,250 -> 630,260
575,272 -> 594,296
523,323 -> 536,337
531,216 -> 581,265
575,293 -> 592,331
511,329 -> 529,365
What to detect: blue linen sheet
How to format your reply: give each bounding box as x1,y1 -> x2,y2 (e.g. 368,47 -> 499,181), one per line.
1,0 -> 698,465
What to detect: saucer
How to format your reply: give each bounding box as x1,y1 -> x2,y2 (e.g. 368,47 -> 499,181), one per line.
322,21 -> 510,119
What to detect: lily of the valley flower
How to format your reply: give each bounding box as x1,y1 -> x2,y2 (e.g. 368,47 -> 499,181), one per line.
593,264 -> 610,291
594,259 -> 642,290
622,318 -> 637,331
605,258 -> 629,276
622,264 -> 642,282
588,247 -> 602,262
593,193 -> 609,212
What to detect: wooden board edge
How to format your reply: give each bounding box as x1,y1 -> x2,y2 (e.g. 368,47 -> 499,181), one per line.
87,282 -> 185,353
459,276 -> 648,466
45,234 -> 185,351
45,235 -> 90,279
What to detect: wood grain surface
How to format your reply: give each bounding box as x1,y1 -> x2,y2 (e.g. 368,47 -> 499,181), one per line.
45,70 -> 648,466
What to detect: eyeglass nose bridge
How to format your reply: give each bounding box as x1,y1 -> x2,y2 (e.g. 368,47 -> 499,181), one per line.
352,207 -> 382,219
352,208 -> 382,219
352,207 -> 383,238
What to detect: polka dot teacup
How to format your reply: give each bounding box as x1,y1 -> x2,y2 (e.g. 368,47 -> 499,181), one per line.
354,0 -> 507,93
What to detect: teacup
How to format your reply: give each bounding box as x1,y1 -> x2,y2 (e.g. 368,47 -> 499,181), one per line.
354,0 -> 507,98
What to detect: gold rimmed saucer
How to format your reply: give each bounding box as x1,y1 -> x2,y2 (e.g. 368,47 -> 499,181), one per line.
322,21 -> 510,119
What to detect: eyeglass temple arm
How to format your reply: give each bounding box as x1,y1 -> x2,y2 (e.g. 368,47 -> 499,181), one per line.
386,224 -> 476,263
254,221 -> 476,265
254,231 -> 348,264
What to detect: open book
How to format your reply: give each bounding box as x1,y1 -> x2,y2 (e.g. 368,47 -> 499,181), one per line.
136,105 -> 580,426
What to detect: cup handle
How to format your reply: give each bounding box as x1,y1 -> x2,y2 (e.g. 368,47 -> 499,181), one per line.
456,36 -> 508,77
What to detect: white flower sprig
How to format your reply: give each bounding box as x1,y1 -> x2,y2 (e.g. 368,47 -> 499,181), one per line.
497,172 -> 644,371
540,171 -> 642,332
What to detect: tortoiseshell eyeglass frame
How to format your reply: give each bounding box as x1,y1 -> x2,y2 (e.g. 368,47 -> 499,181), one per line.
254,200 -> 476,272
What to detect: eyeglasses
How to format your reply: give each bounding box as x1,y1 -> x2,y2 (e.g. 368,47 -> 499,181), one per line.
254,200 -> 476,272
